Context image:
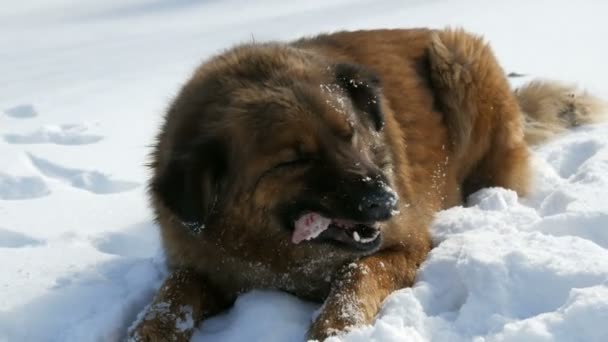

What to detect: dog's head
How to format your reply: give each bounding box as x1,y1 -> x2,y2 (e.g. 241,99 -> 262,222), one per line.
151,44 -> 399,254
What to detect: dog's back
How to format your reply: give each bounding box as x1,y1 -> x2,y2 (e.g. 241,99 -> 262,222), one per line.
299,28 -> 528,204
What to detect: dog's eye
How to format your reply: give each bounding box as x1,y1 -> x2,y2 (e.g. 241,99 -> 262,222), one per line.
273,158 -> 311,169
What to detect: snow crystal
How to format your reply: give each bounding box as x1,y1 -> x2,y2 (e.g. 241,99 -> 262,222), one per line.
143,301 -> 171,321
176,305 -> 195,333
182,221 -> 206,234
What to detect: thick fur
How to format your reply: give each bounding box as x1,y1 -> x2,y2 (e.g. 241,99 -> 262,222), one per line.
128,28 -> 606,341
516,80 -> 607,145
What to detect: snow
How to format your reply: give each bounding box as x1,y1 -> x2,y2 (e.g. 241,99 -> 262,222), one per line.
1,0 -> 608,341
4,124 -> 104,145
3,105 -> 38,119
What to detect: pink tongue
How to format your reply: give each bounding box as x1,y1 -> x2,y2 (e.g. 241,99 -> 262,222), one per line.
292,212 -> 332,244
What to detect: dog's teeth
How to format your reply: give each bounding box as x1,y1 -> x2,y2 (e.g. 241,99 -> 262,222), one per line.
359,230 -> 380,244
353,231 -> 361,242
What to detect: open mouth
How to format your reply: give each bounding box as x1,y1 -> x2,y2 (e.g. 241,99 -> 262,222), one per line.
291,212 -> 383,251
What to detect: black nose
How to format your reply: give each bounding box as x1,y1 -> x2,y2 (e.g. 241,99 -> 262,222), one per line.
358,187 -> 399,221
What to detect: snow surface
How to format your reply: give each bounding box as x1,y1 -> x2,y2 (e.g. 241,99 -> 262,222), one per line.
1,0 -> 608,341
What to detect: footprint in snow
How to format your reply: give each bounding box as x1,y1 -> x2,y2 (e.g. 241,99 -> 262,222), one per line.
0,228 -> 43,248
3,104 -> 38,119
0,173 -> 50,200
546,140 -> 603,179
28,154 -> 139,194
91,222 -> 160,258
3,124 -> 103,145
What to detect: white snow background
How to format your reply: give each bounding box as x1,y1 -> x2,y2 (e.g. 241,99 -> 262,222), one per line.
1,0 -> 608,341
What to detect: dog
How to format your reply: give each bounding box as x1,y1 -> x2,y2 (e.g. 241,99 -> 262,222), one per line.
128,28 -> 606,341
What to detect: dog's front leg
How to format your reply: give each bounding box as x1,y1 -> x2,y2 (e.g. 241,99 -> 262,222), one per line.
308,249 -> 420,341
128,268 -> 231,342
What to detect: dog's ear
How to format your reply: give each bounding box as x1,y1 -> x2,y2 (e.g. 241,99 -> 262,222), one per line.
335,63 -> 384,131
152,138 -> 227,232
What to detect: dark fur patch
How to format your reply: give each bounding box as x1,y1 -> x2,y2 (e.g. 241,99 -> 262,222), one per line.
335,63 -> 384,131
152,139 -> 227,231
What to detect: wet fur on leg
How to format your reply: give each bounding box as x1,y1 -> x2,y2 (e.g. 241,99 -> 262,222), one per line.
308,249 -> 424,340
128,269 -> 232,342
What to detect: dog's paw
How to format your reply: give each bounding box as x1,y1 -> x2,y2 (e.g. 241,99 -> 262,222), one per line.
127,304 -> 193,342
127,322 -> 161,342
128,320 -> 190,342
307,314 -> 356,341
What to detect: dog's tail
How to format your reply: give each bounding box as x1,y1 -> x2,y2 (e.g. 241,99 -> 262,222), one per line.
515,80 -> 608,145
